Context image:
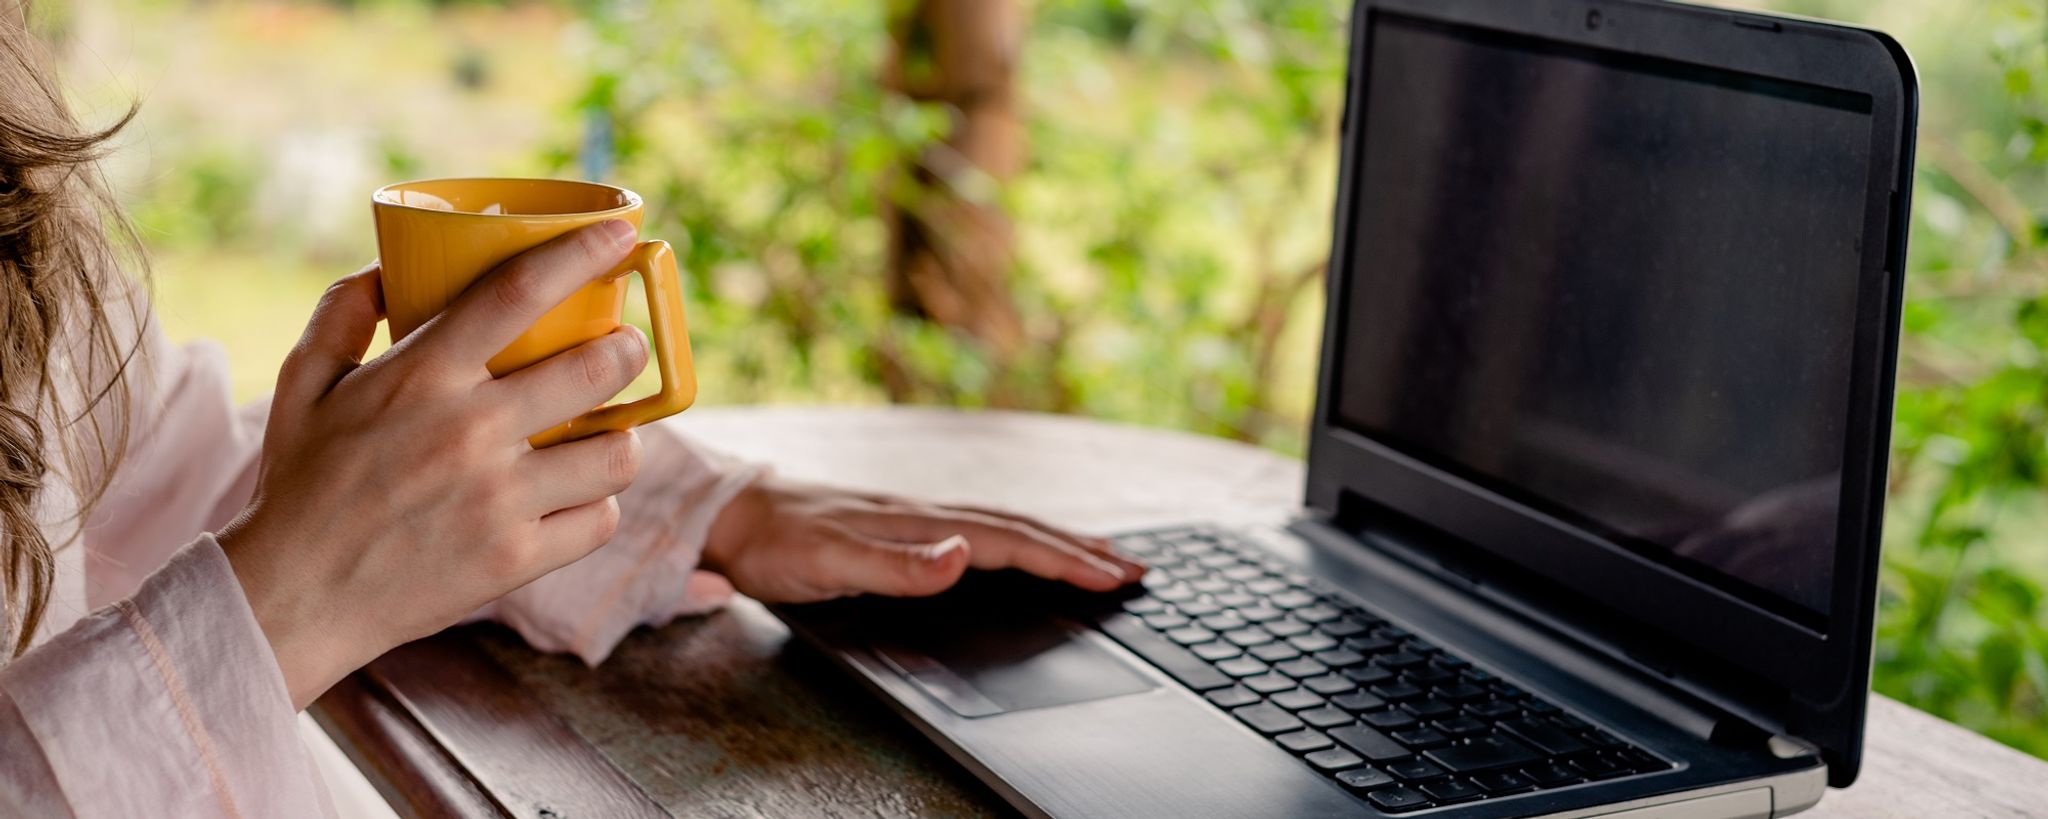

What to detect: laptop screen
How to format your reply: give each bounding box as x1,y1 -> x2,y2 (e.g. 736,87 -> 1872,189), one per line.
1330,13 -> 1875,627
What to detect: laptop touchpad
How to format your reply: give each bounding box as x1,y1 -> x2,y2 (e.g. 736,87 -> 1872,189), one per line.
871,619 -> 1154,719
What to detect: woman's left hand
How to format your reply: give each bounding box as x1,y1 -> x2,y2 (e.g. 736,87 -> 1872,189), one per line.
700,477 -> 1146,603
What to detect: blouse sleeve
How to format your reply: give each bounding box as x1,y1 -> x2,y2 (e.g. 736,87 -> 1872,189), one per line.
0,536 -> 335,819
471,418 -> 767,665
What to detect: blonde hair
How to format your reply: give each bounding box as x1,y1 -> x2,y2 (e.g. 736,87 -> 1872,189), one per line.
0,1 -> 141,656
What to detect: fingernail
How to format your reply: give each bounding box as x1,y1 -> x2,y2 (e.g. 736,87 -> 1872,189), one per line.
925,535 -> 968,562
600,219 -> 636,246
1087,555 -> 1127,582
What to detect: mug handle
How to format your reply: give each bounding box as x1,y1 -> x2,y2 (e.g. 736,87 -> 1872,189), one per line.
529,240 -> 697,448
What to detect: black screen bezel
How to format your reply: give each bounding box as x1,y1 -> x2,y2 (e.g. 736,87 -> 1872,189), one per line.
1305,0 -> 1915,787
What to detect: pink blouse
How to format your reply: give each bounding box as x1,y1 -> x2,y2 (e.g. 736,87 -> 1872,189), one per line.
0,298 -> 760,817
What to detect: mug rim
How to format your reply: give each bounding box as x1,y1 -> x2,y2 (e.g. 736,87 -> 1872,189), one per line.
371,176 -> 642,220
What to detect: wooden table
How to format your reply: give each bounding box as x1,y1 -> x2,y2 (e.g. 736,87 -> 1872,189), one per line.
312,406 -> 2048,818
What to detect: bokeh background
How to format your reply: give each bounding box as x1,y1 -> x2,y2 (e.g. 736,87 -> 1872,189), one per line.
43,0 -> 2048,758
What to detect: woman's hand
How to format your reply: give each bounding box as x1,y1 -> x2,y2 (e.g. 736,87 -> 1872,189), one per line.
218,221 -> 650,709
699,477 -> 1146,603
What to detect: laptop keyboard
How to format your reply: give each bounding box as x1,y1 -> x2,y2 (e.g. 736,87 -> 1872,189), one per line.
1096,525 -> 1671,814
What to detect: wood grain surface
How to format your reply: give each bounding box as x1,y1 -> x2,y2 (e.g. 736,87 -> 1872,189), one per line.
313,406 -> 2048,818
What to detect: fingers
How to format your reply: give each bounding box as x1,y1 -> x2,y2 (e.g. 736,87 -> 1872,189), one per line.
276,265 -> 386,406
938,503 -> 1145,576
844,506 -> 1134,591
518,430 -> 641,514
419,220 -> 637,368
485,325 -> 648,437
535,496 -> 624,573
811,528 -> 971,598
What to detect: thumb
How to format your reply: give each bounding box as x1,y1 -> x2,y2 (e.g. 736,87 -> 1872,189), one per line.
821,533 -> 970,598
276,264 -> 385,407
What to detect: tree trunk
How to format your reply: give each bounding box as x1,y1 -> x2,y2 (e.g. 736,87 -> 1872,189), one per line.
882,0 -> 1027,395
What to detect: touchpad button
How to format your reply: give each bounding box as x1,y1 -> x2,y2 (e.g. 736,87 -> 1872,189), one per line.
871,619 -> 1154,718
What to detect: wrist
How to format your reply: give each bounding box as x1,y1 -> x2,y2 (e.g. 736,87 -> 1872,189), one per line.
703,479 -> 771,573
216,518 -> 356,710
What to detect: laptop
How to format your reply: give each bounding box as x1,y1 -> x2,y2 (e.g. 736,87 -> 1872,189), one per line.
775,0 -> 1918,815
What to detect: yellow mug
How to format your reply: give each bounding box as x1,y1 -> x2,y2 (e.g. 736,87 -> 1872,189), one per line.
372,177 -> 696,448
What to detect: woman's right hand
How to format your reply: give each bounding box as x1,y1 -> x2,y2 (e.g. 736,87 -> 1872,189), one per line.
217,220 -> 650,710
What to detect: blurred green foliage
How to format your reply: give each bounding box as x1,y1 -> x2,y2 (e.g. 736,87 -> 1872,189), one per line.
72,0 -> 2048,758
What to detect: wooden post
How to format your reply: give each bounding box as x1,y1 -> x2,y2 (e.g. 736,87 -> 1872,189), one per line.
882,0 -> 1028,395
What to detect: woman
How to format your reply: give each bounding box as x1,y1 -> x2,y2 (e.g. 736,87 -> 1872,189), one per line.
0,6 -> 1143,816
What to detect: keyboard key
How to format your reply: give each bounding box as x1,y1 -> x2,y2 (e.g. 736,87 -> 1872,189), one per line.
1216,658 -> 1269,678
1176,599 -> 1223,617
1204,686 -> 1261,709
1213,591 -> 1257,608
1223,627 -> 1275,647
1436,682 -> 1490,703
1191,641 -> 1242,662
1312,648 -> 1367,668
1320,617 -> 1373,638
1335,767 -> 1396,790
1270,689 -> 1326,711
1436,716 -> 1488,737
1376,626 -> 1413,640
1197,612 -> 1247,632
1097,614 -> 1232,691
1303,674 -> 1357,695
1584,728 -> 1626,748
1524,700 -> 1562,716
1572,753 -> 1628,779
1165,627 -> 1216,645
1462,668 -> 1497,684
1519,762 -> 1579,786
1276,658 -> 1330,679
1493,683 -> 1531,701
1342,666 -> 1395,685
1402,640 -> 1442,657
1616,748 -> 1669,773
1306,748 -> 1366,772
1403,699 -> 1456,720
1390,727 -> 1448,749
1365,787 -> 1431,812
1386,758 -> 1446,781
1264,618 -> 1313,638
1276,729 -> 1334,754
1501,718 -> 1591,756
1295,604 -> 1344,623
1404,667 -> 1455,687
1153,584 -> 1196,602
1122,598 -> 1168,615
1237,605 -> 1286,623
1143,612 -> 1191,630
1368,682 -> 1425,703
1419,778 -> 1483,804
1433,655 -> 1471,670
1343,635 -> 1399,654
1244,673 -> 1297,694
1300,706 -> 1354,728
1329,724 -> 1410,762
1378,652 -> 1427,670
1248,642 -> 1302,663
1232,703 -> 1305,735
1464,700 -> 1520,720
1362,710 -> 1416,730
1426,734 -> 1541,773
1471,770 -> 1534,794
1331,691 -> 1387,712
1271,590 -> 1317,609
1245,578 -> 1288,595
1552,714 -> 1592,731
1289,634 -> 1340,653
